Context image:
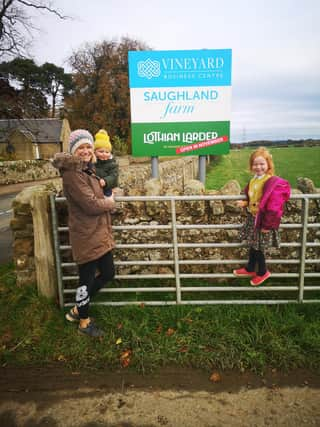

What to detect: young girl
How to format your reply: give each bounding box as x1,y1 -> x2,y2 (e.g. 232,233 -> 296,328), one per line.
53,129 -> 116,337
233,147 -> 291,286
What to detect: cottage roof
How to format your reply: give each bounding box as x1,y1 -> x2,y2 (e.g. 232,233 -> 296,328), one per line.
0,119 -> 64,144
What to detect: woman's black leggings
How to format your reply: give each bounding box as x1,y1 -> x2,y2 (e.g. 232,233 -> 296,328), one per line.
246,247 -> 267,276
75,251 -> 115,319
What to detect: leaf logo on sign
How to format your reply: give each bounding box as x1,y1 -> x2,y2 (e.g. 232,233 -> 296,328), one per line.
137,59 -> 161,79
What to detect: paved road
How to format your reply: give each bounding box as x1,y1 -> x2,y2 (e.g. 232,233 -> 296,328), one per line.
0,179 -> 61,265
0,193 -> 17,265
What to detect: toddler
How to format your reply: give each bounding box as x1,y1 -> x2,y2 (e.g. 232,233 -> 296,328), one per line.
94,129 -> 119,197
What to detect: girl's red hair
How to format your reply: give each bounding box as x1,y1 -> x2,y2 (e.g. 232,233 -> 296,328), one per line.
249,147 -> 275,175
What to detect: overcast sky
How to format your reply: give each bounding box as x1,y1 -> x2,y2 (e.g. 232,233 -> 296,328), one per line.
31,0 -> 320,143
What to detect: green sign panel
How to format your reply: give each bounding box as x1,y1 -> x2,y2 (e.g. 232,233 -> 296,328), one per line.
131,121 -> 230,156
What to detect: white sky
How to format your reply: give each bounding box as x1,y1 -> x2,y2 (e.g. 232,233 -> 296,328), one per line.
31,0 -> 320,142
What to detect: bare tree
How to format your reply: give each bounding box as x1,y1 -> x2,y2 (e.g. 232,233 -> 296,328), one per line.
0,0 -> 67,58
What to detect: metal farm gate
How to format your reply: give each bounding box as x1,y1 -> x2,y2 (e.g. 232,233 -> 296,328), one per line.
50,194 -> 320,308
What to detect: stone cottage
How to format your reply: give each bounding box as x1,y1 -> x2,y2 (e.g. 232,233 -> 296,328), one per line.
0,118 -> 71,160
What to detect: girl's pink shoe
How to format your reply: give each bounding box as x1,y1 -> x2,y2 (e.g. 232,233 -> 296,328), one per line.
233,268 -> 256,278
250,271 -> 271,286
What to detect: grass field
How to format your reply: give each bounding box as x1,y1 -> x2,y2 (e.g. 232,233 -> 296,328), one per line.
1,263 -> 319,374
206,146 -> 320,190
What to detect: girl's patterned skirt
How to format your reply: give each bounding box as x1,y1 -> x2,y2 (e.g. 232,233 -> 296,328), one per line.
239,212 -> 280,254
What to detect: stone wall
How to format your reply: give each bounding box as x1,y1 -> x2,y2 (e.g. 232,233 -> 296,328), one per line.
11,187 -> 36,286
10,173 -> 320,299
110,183 -> 320,279
1,156 -> 198,193
9,156 -> 197,291
118,156 -> 198,195
0,160 -> 60,185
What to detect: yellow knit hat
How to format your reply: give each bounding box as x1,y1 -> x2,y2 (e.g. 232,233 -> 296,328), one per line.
94,129 -> 112,151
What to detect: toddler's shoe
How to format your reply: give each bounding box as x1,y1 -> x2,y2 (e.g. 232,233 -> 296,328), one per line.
65,308 -> 79,322
78,322 -> 105,338
233,268 -> 256,278
250,271 -> 271,286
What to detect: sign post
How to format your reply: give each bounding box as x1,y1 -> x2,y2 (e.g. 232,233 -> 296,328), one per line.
128,49 -> 232,183
151,156 -> 159,178
198,155 -> 206,184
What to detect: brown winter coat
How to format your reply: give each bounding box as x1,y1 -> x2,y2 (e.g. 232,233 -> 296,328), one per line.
53,153 -> 115,265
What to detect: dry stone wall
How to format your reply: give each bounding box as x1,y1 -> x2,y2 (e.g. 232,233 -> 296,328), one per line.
107,186 -> 319,280
0,160 -> 60,185
1,156 -> 198,193
10,172 -> 320,299
118,156 -> 198,195
8,154 -> 320,299
10,156 -> 198,290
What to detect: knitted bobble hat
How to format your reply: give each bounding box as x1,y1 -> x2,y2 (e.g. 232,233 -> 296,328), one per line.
94,129 -> 112,151
69,129 -> 94,155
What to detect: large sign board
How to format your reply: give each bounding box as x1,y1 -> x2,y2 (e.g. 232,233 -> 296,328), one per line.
128,49 -> 232,157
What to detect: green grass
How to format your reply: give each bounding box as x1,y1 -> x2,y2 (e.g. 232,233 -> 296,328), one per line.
206,146 -> 320,190
1,264 -> 319,374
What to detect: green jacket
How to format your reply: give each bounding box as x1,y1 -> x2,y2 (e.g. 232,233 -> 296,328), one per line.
95,156 -> 119,192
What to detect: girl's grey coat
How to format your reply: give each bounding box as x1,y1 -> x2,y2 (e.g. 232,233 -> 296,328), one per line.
53,153 -> 115,265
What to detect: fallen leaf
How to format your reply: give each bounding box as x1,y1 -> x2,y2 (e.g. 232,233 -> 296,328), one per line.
166,328 -> 175,336
1,331 -> 12,344
210,372 -> 221,383
120,350 -> 132,359
116,338 -> 122,345
117,323 -> 123,329
120,349 -> 132,368
121,358 -> 130,367
178,346 -> 188,353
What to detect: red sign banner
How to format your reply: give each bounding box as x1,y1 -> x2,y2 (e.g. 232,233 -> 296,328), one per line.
176,135 -> 228,154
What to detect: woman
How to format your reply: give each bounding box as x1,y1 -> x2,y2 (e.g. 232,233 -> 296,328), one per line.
53,129 -> 116,337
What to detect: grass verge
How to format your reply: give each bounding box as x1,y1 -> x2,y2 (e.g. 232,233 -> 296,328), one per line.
0,263 -> 319,374
206,146 -> 320,190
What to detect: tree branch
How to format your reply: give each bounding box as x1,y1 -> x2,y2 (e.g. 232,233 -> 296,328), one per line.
0,0 -> 69,57
17,0 -> 68,19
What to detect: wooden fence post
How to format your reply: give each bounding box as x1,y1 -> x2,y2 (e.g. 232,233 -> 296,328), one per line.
30,189 -> 57,300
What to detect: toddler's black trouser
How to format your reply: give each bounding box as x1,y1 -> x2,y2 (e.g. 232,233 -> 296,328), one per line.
75,251 -> 115,319
247,247 -> 267,276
